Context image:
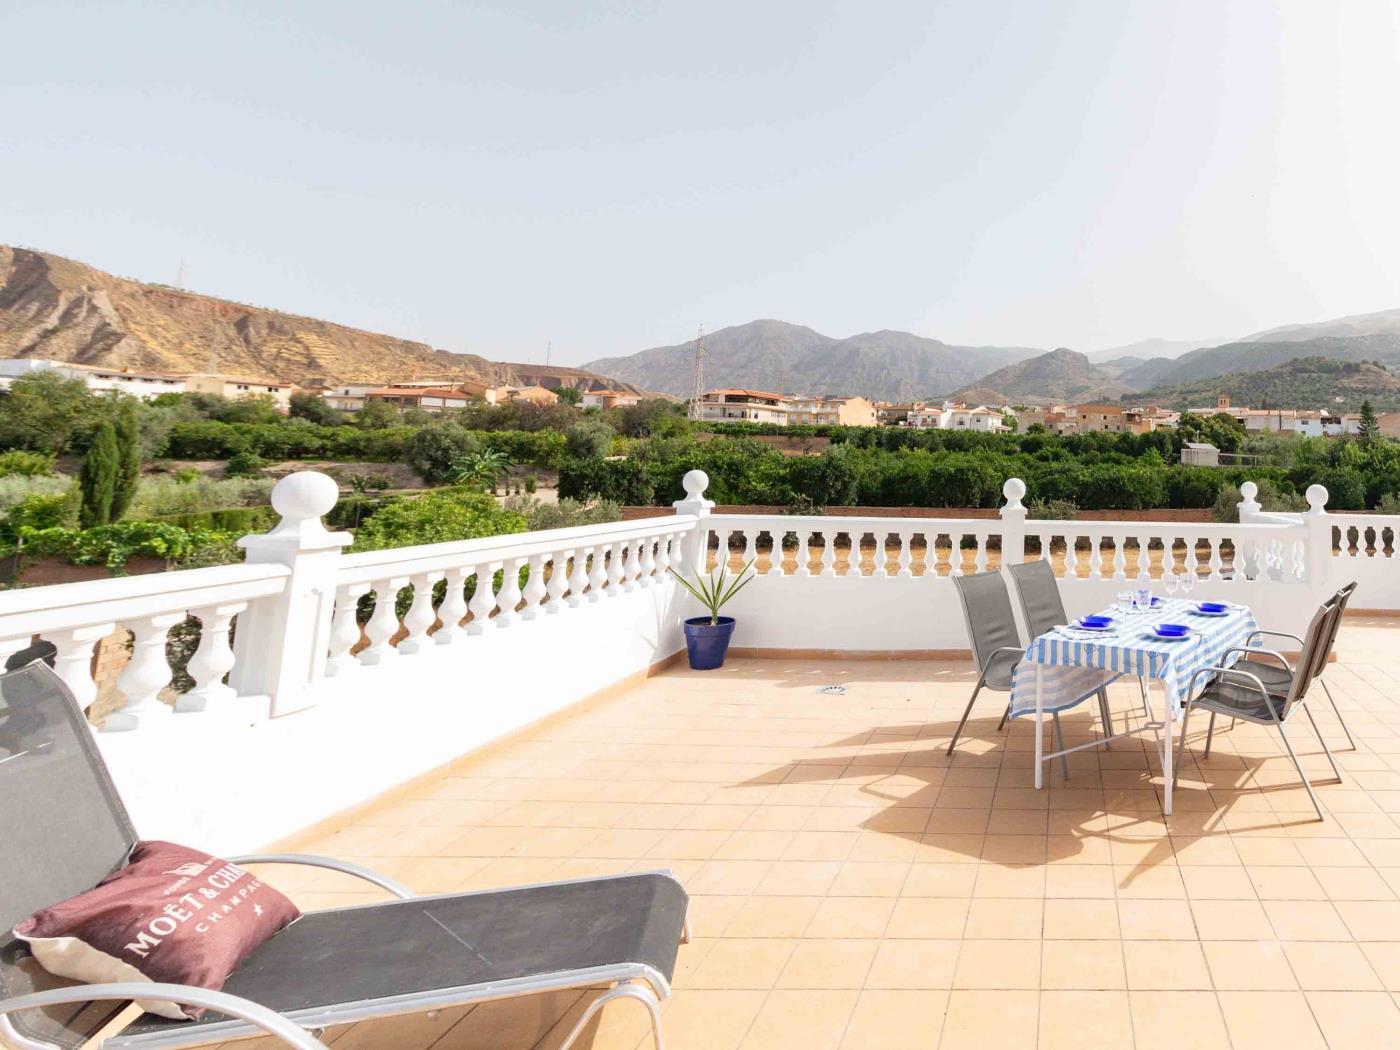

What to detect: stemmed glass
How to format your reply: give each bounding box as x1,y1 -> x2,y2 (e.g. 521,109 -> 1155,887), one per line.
1179,568 -> 1195,598
1163,570 -> 1179,599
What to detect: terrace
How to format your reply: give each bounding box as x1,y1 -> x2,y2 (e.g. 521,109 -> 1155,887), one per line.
4,470 -> 1400,1048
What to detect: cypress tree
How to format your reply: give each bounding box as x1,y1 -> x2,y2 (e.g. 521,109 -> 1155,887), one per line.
111,400 -> 142,520
79,422 -> 119,528
1360,399 -> 1380,442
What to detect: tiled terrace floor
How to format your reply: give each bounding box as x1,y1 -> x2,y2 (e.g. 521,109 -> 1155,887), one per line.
231,618 -> 1400,1050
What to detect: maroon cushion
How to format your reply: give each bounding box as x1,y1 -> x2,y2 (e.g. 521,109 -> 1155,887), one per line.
14,840 -> 300,1019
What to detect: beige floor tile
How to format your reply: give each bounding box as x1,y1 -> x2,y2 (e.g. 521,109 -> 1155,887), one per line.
1191,899 -> 1273,940
839,989 -> 948,1050
686,860 -> 772,895
643,990 -> 767,1050
866,939 -> 960,989
1282,941 -> 1384,990
1311,864 -> 1397,900
1305,990 -> 1400,1048
1248,866 -> 1328,900
902,863 -> 978,897
1117,898 -> 1195,939
806,897 -> 896,939
1041,940 -> 1127,990
1261,899 -> 1350,940
1215,991 -> 1327,1050
737,989 -> 859,1050
1360,942 -> 1400,989
777,938 -> 881,989
1201,940 -> 1297,990
753,860 -> 843,896
829,861 -> 913,897
688,938 -> 797,989
938,990 -> 1039,1050
1044,864 -> 1118,898
722,896 -> 822,938
1038,990 -> 1134,1050
1123,940 -> 1212,990
1337,900 -> 1400,940
971,864 -> 1046,898
887,897 -> 971,939
951,938 -> 1040,989
962,896 -> 1043,938
1042,898 -> 1121,939
1129,991 -> 1231,1050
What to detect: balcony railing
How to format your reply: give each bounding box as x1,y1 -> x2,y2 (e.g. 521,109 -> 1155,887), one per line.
0,471 -> 1386,853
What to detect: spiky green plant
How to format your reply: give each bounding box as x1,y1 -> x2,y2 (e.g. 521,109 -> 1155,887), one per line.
668,557 -> 756,625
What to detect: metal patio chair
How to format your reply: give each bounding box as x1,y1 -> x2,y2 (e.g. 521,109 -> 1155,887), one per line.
1006,559 -> 1120,743
1174,598 -> 1343,821
0,662 -> 689,1050
947,570 -> 1081,777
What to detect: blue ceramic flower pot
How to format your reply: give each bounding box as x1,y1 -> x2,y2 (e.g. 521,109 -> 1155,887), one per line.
683,616 -> 736,670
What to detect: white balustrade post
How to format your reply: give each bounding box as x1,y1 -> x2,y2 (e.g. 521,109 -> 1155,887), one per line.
434,567 -> 472,643
52,623 -> 114,716
1305,483 -> 1333,600
521,553 -> 550,619
105,613 -> 184,732
569,546 -> 594,607
1237,480 -> 1262,520
360,577 -> 408,664
637,536 -> 657,588
999,478 -> 1027,579
495,557 -> 525,626
672,469 -> 714,576
326,583 -> 370,673
231,471 -> 352,716
467,563 -> 500,633
544,551 -> 571,613
397,571 -> 444,654
176,603 -> 248,715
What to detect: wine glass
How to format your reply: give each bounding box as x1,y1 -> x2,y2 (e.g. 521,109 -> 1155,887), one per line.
1163,571 -> 1179,599
1179,569 -> 1195,598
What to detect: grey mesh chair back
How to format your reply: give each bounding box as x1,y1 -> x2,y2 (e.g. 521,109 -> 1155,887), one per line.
1276,600 -> 1337,718
0,662 -> 138,1046
1007,560 -> 1067,638
1309,581 -> 1356,682
952,572 -> 1022,677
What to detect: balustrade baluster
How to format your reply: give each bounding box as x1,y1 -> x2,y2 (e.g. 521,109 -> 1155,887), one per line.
520,554 -> 550,619
177,603 -> 246,712
104,614 -> 183,731
1136,536 -> 1152,581
872,532 -> 890,578
327,583 -> 369,674
822,531 -> 838,576
494,556 -> 525,626
1089,534 -> 1103,579
795,532 -> 812,577
468,563 -> 500,631
605,541 -> 625,593
1290,540 -> 1307,581
898,531 -> 913,578
948,534 -> 964,577
360,578 -> 407,663
742,529 -> 756,570
1112,537 -> 1127,580
620,541 -> 638,592
569,546 -> 594,607
1208,539 -> 1224,580
435,567 -> 471,643
973,533 -> 988,574
637,536 -> 657,587
52,623 -> 113,715
398,571 -> 444,653
587,543 -> 609,600
655,534 -> 673,580
545,551 -> 572,613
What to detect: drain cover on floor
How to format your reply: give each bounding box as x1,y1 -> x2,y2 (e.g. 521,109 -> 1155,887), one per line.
818,685 -> 848,695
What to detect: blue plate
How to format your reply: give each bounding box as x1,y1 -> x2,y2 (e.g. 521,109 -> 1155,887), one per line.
1077,616 -> 1113,631
1193,603 -> 1230,617
1151,625 -> 1191,641
1075,622 -> 1113,632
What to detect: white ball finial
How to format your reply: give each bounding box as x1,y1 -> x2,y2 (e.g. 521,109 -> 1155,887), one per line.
1239,480 -> 1258,501
1002,477 -> 1026,506
1306,484 -> 1329,513
271,471 -> 340,521
682,470 -> 710,498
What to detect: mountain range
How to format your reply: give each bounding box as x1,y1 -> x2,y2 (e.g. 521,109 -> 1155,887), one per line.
0,247 -> 643,393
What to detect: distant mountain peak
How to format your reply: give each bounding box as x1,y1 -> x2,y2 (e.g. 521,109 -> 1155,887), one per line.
951,347 -> 1127,405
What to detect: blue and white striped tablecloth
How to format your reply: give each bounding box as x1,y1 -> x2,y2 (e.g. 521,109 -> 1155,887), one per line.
1008,598 -> 1261,719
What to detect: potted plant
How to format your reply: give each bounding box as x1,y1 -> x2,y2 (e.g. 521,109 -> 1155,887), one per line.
669,557 -> 756,670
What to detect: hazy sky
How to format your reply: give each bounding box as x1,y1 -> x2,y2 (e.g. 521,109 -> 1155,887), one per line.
4,1 -> 1399,365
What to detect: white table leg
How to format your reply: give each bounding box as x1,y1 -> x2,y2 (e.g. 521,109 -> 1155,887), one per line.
1034,663 -> 1044,791
1162,681 -> 1174,817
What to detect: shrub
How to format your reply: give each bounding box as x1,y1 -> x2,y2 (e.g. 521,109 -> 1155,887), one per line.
1210,480 -> 1308,523
403,421 -> 482,484
126,476 -> 275,519
501,496 -> 622,531
349,487 -> 527,552
557,458 -> 655,504
224,451 -> 267,478
15,521 -> 237,573
1027,498 -> 1080,520
0,450 -> 56,477
0,488 -> 77,544
566,420 -> 616,459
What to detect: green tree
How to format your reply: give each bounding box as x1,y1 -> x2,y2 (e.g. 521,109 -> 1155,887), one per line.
1360,399 -> 1380,441
403,421 -> 481,483
79,422 -> 120,527
349,488 -> 526,552
110,400 -> 143,521
289,392 -> 344,425
566,419 -> 615,458
551,386 -> 582,406
452,449 -> 511,492
356,399 -> 402,429
0,371 -> 101,453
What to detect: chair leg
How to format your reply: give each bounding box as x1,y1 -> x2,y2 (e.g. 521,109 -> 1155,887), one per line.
997,700 -> 1012,732
1300,703 -> 1343,783
947,683 -> 984,755
1097,689 -> 1113,749
1052,712 -> 1069,780
1203,710 -> 1217,759
1173,701 -> 1195,779
1319,679 -> 1357,751
1276,721 -> 1325,822
559,983 -> 667,1050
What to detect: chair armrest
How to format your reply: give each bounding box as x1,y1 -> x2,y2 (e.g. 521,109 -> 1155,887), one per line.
1184,665 -> 1276,715
979,646 -> 1026,674
1223,646 -> 1292,674
0,982 -> 329,1049
1246,629 -> 1306,649
230,854 -> 415,900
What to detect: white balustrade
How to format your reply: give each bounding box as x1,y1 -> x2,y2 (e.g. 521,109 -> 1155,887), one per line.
106,613 -> 184,731
176,602 -> 246,713
398,571 -> 444,654
544,551 -> 570,613
360,577 -> 408,664
327,583 -> 369,675
435,568 -> 471,643
569,546 -> 593,607
521,554 -> 549,619
467,563 -> 500,632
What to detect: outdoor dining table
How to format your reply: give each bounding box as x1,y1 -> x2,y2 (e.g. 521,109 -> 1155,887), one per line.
1008,596 -> 1261,815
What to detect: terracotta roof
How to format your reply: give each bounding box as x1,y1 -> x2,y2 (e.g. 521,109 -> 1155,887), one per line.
704,389 -> 787,400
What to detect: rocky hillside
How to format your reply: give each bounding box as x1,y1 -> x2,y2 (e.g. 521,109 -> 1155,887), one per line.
583,320 -> 1040,400
952,348 -> 1129,405
1147,333 -> 1400,386
1243,307 -> 1400,343
1138,357 -> 1400,413
0,246 -> 642,391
